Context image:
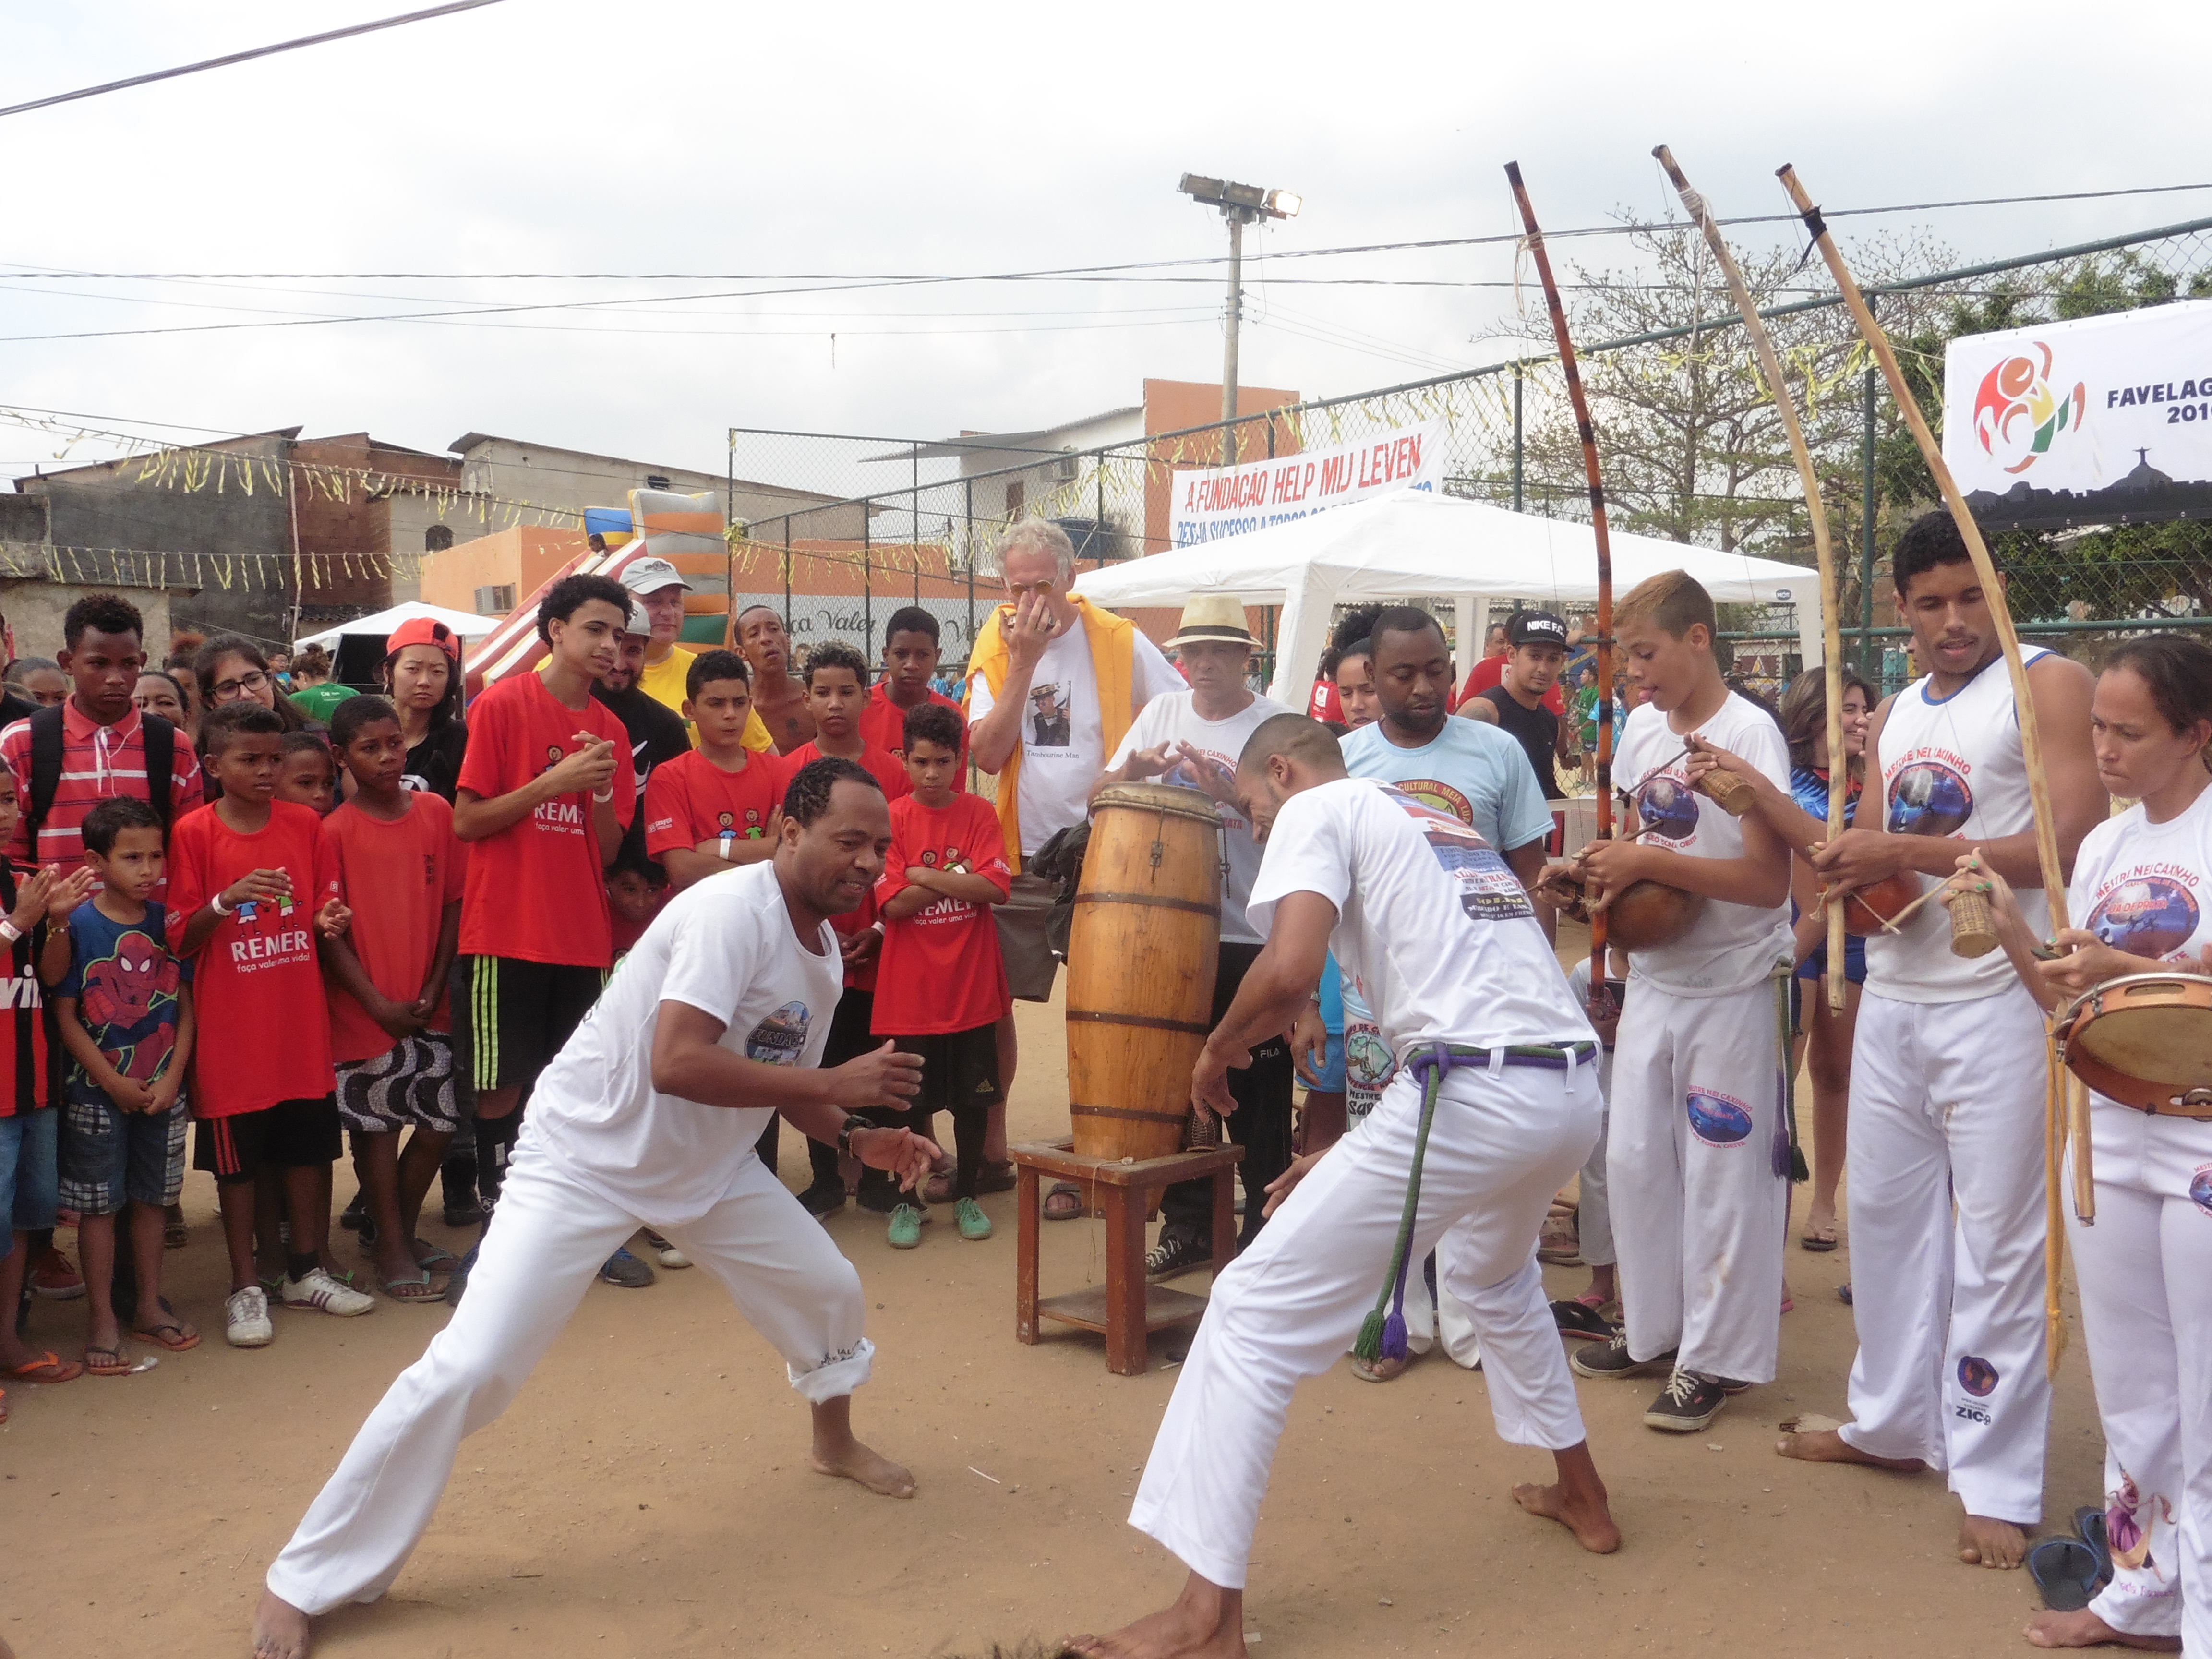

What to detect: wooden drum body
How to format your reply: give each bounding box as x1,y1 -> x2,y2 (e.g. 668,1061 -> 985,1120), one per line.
2057,972 -> 2212,1115
1067,784 -> 1223,1161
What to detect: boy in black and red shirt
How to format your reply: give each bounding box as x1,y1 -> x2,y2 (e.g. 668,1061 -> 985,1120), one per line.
170,702 -> 368,1346
643,649 -> 787,889
871,702 -> 1010,1247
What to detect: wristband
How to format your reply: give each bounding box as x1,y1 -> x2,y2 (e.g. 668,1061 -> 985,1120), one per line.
592,786 -> 615,804
211,891 -> 233,917
0,918 -> 21,945
870,920 -> 885,936
719,831 -> 735,861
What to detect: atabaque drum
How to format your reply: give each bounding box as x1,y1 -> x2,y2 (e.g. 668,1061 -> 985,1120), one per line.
1067,783 -> 1223,1161
2056,972 -> 2212,1115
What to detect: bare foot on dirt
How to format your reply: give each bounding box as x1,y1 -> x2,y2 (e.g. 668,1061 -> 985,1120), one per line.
1960,1514 -> 2028,1569
1774,1427 -> 1928,1471
2024,1608 -> 2180,1649
1513,1479 -> 1622,1554
809,1439 -> 916,1498
1064,1577 -> 1246,1658
250,1588 -> 312,1659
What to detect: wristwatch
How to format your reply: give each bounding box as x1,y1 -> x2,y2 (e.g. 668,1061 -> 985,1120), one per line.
835,1117 -> 869,1158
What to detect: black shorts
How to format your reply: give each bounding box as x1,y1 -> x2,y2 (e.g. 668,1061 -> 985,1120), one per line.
193,1096 -> 343,1184
892,1023 -> 1004,1118
822,986 -> 878,1070
449,955 -> 607,1098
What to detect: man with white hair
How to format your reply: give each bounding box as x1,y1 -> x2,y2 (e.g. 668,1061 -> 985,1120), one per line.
966,519 -> 1183,1212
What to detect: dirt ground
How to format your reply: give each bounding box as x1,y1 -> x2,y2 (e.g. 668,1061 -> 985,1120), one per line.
3,928 -> 2105,1659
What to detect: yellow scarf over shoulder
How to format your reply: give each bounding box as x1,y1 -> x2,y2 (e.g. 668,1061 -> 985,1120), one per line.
965,593 -> 1138,871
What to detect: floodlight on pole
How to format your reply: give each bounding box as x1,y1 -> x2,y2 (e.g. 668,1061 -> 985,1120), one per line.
1178,173 -> 1301,446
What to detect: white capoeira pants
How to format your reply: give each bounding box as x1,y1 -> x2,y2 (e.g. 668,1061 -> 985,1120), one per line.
1608,976 -> 1788,1383
2068,1102 -> 2212,1650
265,1130 -> 873,1616
1838,987 -> 2049,1523
1130,1053 -> 1600,1589
1398,1235 -> 1483,1369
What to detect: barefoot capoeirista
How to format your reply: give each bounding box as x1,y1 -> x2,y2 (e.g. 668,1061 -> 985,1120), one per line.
1065,1575 -> 1247,1659
2023,1608 -> 2182,1650
1773,1425 -> 1929,1472
250,1589 -> 311,1659
809,1394 -> 916,1498
1511,1443 -> 1621,1554
1958,1514 -> 2029,1569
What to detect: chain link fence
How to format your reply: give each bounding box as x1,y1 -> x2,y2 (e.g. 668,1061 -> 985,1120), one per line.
730,214 -> 2212,703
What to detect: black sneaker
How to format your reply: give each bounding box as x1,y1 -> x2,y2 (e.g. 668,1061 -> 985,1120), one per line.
598,1248 -> 656,1289
1644,1368 -> 1728,1432
1570,1331 -> 1676,1381
444,1194 -> 486,1228
797,1178 -> 847,1219
854,1177 -> 902,1215
1145,1232 -> 1211,1282
338,1192 -> 368,1232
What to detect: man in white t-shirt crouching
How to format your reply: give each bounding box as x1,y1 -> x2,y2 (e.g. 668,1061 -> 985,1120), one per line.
252,757 -> 938,1659
1068,714 -> 1616,1659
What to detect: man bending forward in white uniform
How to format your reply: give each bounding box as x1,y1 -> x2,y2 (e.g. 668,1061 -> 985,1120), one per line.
252,757 -> 937,1659
1070,714 -> 1617,1659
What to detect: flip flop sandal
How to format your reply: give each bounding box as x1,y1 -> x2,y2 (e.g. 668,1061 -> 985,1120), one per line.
413,1243 -> 462,1273
85,1345 -> 134,1377
2028,1538 -> 2102,1612
8,1350 -> 84,1383
131,1297 -> 202,1353
2074,1506 -> 2114,1589
1550,1298 -> 1616,1341
382,1272 -> 442,1303
1042,1182 -> 1086,1222
1800,1226 -> 1840,1252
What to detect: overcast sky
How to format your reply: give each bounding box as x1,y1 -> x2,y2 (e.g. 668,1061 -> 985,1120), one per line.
4,0 -> 2206,504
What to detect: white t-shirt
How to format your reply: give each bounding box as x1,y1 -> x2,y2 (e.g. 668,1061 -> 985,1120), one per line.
2069,784 -> 2212,970
529,861 -> 845,1226
1106,688 -> 1289,944
968,617 -> 1184,857
1247,777 -> 1594,1062
1613,692 -> 1793,997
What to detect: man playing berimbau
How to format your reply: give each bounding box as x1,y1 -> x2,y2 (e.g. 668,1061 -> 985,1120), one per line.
252,758 -> 938,1659
1069,715 -> 1619,1659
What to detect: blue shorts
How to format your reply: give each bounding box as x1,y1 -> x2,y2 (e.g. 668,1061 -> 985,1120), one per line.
59,1091 -> 188,1216
1303,1032 -> 1346,1094
0,1107 -> 60,1233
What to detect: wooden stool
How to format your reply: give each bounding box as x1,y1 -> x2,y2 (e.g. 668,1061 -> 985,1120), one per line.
1011,1137 -> 1245,1376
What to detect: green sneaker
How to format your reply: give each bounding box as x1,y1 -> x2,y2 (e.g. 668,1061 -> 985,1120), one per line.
886,1203 -> 923,1249
955,1197 -> 992,1241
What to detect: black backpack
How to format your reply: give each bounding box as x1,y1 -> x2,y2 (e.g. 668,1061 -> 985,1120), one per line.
23,703 -> 178,852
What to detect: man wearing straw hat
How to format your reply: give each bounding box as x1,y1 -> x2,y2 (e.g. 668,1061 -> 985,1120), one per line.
966,520 -> 1184,1216
1089,595 -> 1292,1274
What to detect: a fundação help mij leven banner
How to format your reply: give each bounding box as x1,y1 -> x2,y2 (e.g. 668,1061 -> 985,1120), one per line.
1168,418 -> 1446,547
1941,297 -> 2212,531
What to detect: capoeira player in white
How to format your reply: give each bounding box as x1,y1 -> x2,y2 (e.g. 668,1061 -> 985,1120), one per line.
1070,714 -> 1617,1659
1781,511 -> 2103,1571
252,757 -> 938,1659
1965,633 -> 2212,1654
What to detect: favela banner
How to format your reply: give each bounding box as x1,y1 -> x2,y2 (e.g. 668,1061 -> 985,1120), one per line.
1168,418 -> 1445,546
1941,298 -> 2212,531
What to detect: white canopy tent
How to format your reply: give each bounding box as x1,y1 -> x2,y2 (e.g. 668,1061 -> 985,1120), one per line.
1072,490 -> 1823,708
293,601 -> 503,655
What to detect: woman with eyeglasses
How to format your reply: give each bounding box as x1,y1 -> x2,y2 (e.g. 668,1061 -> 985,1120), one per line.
192,636 -> 313,803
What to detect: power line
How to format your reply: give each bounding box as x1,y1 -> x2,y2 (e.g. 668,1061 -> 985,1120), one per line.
0,0 -> 507,120
8,180 -> 2208,283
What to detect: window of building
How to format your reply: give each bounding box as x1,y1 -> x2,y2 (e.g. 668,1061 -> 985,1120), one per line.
474,583 -> 517,615
424,524 -> 454,553
1005,481 -> 1024,518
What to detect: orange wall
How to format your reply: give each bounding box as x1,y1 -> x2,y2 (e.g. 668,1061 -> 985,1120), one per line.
422,526 -> 591,616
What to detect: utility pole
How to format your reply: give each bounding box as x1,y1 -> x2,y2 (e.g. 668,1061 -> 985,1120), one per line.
1179,174 -> 1300,464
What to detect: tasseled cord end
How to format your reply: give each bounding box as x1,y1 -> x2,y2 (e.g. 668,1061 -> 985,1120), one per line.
1380,1308 -> 1409,1363
1353,1309 -> 1387,1363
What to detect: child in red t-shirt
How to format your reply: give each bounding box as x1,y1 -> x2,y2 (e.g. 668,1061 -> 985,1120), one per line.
857,607 -> 967,789
784,641 -> 912,804
321,697 -> 465,1302
276,732 -> 338,817
644,649 -> 788,890
871,703 -> 1011,1247
169,702 -> 368,1346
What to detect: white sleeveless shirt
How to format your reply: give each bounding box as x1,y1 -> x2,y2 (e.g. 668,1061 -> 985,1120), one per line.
1866,648 -> 2053,1003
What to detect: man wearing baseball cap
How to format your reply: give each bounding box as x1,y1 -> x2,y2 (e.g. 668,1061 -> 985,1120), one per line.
1474,611 -> 1573,803
621,556 -> 774,756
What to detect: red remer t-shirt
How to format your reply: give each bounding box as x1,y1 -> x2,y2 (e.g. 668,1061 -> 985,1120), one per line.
857,684 -> 967,791
168,800 -> 341,1118
324,792 -> 466,1065
871,792 -> 1010,1036
784,737 -> 913,805
456,672 -> 635,967
643,747 -> 788,861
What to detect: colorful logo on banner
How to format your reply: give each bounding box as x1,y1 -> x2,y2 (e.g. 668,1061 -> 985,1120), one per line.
1972,343 -> 2087,475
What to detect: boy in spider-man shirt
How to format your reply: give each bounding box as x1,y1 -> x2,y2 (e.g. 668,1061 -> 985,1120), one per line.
56,796 -> 198,1373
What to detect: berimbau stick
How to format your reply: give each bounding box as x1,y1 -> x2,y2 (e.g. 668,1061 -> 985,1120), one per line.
1656,146 -> 1850,1013
1777,165 -> 2088,1389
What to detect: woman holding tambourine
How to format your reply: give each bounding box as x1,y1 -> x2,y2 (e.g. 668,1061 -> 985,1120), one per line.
1957,633 -> 2212,1656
